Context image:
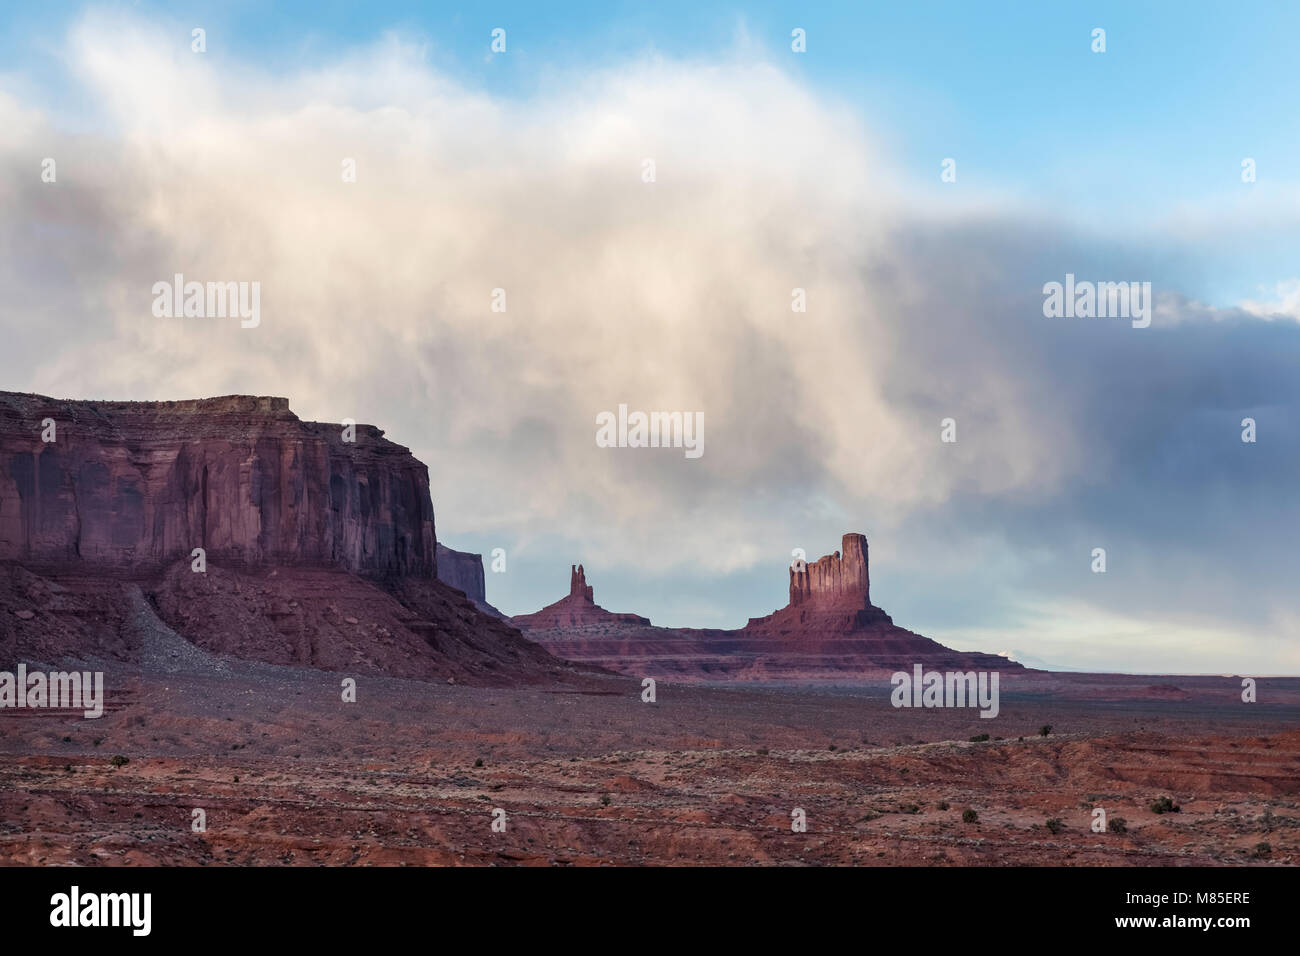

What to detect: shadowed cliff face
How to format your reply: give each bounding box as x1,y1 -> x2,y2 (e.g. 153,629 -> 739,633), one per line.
434,542 -> 505,618
0,392 -> 584,686
0,392 -> 435,578
435,543 -> 485,603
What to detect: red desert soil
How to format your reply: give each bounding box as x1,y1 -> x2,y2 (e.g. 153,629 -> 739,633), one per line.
3,651 -> 1297,866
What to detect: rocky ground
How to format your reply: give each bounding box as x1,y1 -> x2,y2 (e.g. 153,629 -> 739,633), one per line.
2,622 -> 1296,865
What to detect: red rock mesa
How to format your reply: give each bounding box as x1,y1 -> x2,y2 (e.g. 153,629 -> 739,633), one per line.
0,391 -> 573,685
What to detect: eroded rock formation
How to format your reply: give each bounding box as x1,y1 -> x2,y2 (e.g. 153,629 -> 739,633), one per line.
435,542 -> 503,617
0,391 -> 574,685
510,563 -> 649,630
747,532 -> 893,633
514,532 -> 1019,680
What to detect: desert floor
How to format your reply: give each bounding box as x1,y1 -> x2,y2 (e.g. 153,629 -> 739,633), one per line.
2,640 -> 1297,866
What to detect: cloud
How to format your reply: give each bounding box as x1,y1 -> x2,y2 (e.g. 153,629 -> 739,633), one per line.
1,8 -> 1296,673
1241,279 -> 1300,321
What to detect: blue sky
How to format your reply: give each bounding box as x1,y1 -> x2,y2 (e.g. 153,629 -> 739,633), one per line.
1,2 -> 1298,673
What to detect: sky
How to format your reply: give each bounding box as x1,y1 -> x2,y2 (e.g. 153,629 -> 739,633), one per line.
1,2 -> 1297,673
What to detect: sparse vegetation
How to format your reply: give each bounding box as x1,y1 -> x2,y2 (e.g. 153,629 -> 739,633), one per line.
969,733 -> 990,742
600,794 -> 611,807
109,755 -> 129,768
937,800 -> 949,811
1149,796 -> 1181,814
1108,817 -> 1128,834
1045,818 -> 1064,834
1038,725 -> 1052,737
474,758 -> 484,768
901,803 -> 920,814
962,809 -> 978,824
1252,841 -> 1271,858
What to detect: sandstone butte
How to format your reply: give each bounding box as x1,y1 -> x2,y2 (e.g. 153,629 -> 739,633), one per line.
435,542 -> 503,618
0,391 -> 574,685
512,533 -> 1020,681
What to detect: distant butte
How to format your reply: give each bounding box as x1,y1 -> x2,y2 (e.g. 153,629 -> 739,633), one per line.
513,533 -> 1020,681
510,563 -> 650,630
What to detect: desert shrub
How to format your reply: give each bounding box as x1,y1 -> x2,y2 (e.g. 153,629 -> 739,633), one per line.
937,801 -> 950,811
1108,817 -> 1128,834
1149,796 -> 1180,814
962,809 -> 978,824
1252,842 -> 1271,858
901,803 -> 920,814
474,758 -> 484,768
109,755 -> 129,767
969,733 -> 990,742
1045,818 -> 1064,834
1039,725 -> 1053,737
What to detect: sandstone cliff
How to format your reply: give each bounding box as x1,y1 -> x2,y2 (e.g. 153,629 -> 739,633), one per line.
0,392 -> 433,577
0,391 -> 576,685
746,532 -> 893,632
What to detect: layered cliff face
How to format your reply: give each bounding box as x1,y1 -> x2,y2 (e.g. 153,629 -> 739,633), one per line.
0,392 -> 434,578
789,533 -> 870,608
0,391 -> 576,686
748,532 -> 892,633
514,532 -> 1019,680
